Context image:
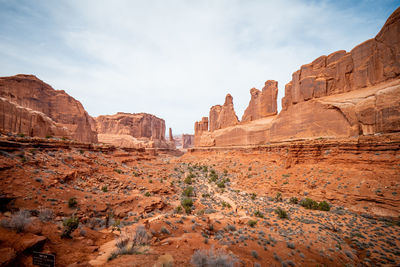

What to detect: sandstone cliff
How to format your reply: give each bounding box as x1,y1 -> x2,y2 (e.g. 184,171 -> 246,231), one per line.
182,134 -> 194,148
282,7 -> 400,110
242,80 -> 278,122
0,75 -> 97,143
194,7 -> 400,147
209,94 -> 239,131
0,97 -> 69,138
95,112 -> 174,149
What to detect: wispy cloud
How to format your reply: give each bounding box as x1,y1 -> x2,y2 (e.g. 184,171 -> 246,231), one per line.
0,0 -> 398,133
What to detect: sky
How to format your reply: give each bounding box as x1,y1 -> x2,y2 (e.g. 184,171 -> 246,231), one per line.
0,1 -> 398,135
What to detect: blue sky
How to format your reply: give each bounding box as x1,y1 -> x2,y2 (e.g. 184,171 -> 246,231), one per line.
0,0 -> 398,134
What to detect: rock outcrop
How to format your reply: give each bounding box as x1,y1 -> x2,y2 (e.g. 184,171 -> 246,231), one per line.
0,97 -> 70,138
95,112 -> 174,149
242,80 -> 278,122
0,75 -> 97,143
209,94 -> 239,131
282,7 -> 400,110
182,134 -> 194,149
194,7 -> 400,147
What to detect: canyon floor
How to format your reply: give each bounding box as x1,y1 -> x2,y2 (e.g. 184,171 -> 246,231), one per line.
0,134 -> 399,266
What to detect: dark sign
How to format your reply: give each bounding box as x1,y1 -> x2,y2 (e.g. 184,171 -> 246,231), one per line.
33,251 -> 55,267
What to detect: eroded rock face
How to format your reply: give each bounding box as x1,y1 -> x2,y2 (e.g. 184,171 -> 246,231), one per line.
194,7 -> 400,147
95,112 -> 174,148
0,97 -> 69,138
209,94 -> 239,131
182,134 -> 194,148
242,80 -> 278,122
0,75 -> 97,143
282,7 -> 400,110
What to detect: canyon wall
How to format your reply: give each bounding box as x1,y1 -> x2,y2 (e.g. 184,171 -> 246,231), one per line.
194,7 -> 400,147
182,134 -> 194,148
241,80 -> 278,122
95,112 -> 174,149
0,75 -> 98,143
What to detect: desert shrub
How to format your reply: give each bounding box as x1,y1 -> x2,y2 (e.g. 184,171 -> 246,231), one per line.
39,208 -> 54,222
300,198 -> 318,209
275,207 -> 288,219
144,192 -> 151,197
250,193 -> 257,200
184,176 -> 193,185
181,197 -> 194,214
102,186 -> 108,192
289,197 -> 298,204
191,248 -> 238,267
202,166 -> 208,172
114,168 -> 122,174
61,216 -> 79,238
4,210 -> 32,232
68,197 -> 78,208
300,198 -> 330,211
221,201 -> 231,208
160,226 -> 170,235
134,225 -> 149,246
248,220 -> 257,227
254,210 -> 264,218
318,201 -> 330,211
225,224 -> 236,232
275,192 -> 282,202
251,250 -> 259,259
217,181 -> 225,188
116,234 -> 129,249
175,206 -> 183,214
182,186 -> 194,197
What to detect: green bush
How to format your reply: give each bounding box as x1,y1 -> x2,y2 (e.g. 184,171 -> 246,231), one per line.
68,197 -> 78,208
184,176 -> 193,185
318,201 -> 330,211
102,186 -> 108,192
275,192 -> 282,202
289,197 -> 298,204
248,220 -> 257,227
182,186 -> 194,197
300,198 -> 330,211
254,210 -> 264,218
221,201 -> 231,208
181,198 -> 193,214
61,216 -> 79,238
217,181 -> 225,188
250,193 -> 257,200
275,207 -> 288,219
144,192 -> 151,197
300,198 -> 319,209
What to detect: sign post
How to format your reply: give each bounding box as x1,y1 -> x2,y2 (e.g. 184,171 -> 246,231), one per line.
33,252 -> 55,267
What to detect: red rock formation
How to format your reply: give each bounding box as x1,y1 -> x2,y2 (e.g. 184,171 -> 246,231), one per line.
0,75 -> 97,143
194,7 -> 400,147
0,97 -> 69,138
194,117 -> 208,134
169,128 -> 174,141
182,134 -> 194,148
209,94 -> 239,131
95,112 -> 174,149
282,7 -> 400,110
242,80 -> 278,122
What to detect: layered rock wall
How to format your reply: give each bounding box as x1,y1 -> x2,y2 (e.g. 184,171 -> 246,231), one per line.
95,112 -> 174,149
209,94 -> 239,131
182,134 -> 194,148
194,7 -> 400,147
0,75 -> 97,143
242,80 -> 278,122
0,97 -> 69,138
282,8 -> 400,110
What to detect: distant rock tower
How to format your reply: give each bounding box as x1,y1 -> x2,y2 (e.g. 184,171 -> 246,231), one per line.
169,128 -> 174,141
